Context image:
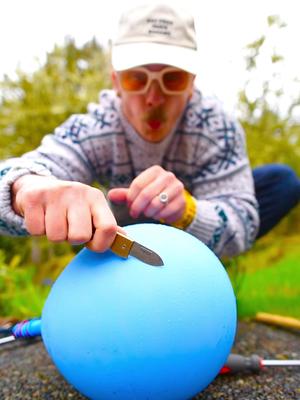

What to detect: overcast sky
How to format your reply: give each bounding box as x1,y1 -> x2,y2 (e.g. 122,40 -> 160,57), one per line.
1,0 -> 299,113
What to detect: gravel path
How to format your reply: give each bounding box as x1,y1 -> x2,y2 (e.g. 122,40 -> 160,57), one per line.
0,322 -> 299,399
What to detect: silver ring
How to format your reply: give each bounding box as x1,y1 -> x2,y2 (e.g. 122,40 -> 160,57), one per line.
159,192 -> 169,205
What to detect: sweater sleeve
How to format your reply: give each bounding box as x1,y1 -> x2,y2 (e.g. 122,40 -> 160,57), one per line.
184,100 -> 259,257
0,113 -> 98,236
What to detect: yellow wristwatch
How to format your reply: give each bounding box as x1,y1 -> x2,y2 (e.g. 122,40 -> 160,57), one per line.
171,189 -> 197,230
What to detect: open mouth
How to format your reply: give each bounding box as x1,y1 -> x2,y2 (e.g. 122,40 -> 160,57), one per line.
147,120 -> 162,130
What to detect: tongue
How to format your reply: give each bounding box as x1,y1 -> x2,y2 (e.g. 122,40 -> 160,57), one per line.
148,120 -> 161,130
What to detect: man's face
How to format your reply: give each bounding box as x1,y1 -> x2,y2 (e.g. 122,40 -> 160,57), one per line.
112,64 -> 195,142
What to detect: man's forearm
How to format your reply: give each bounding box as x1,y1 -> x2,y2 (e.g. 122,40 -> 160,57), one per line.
186,195 -> 259,257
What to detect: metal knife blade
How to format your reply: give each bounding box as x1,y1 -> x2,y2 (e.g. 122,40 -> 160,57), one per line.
110,232 -> 164,267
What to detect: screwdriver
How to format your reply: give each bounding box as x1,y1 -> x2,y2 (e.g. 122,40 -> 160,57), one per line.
220,353 -> 300,374
0,318 -> 41,345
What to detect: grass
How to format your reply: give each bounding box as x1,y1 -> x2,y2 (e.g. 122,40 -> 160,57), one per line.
227,235 -> 300,319
0,254 -> 48,318
0,248 -> 74,319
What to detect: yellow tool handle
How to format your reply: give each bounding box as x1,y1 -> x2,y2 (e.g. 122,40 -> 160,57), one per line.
255,312 -> 300,330
110,232 -> 133,258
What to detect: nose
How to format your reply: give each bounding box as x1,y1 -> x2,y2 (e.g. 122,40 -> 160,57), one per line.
145,80 -> 165,107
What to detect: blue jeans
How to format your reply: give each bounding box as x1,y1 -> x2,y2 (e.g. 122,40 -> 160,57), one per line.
253,164 -> 300,238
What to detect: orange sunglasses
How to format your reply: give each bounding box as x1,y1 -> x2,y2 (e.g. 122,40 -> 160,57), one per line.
117,67 -> 193,95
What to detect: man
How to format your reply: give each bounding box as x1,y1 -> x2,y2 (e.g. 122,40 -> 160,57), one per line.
0,3 -> 299,257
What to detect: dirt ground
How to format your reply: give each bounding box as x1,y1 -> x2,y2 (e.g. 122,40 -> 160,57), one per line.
0,321 -> 299,399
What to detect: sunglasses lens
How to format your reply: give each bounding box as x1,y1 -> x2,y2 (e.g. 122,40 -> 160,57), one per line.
120,70 -> 148,92
119,68 -> 190,94
163,70 -> 189,92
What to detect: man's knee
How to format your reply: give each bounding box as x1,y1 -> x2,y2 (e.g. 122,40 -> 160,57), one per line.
254,164 -> 300,202
274,164 -> 300,201
254,164 -> 300,238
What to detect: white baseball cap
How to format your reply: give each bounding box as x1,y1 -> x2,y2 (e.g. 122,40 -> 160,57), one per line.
111,3 -> 199,75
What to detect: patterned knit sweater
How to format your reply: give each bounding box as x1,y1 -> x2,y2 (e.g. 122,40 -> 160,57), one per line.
0,88 -> 259,257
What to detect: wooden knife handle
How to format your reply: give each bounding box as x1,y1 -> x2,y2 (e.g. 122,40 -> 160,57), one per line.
110,232 -> 133,258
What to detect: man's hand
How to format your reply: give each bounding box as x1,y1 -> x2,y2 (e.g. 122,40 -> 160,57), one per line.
12,175 -> 119,252
108,165 -> 186,224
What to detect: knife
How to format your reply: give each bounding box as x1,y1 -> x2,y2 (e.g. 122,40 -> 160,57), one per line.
110,232 -> 164,267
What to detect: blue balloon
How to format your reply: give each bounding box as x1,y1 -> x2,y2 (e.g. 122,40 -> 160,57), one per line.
42,224 -> 236,400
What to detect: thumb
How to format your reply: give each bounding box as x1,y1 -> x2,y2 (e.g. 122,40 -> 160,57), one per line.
108,188 -> 129,204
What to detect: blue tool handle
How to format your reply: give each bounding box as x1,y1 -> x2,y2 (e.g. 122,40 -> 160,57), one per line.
12,318 -> 42,338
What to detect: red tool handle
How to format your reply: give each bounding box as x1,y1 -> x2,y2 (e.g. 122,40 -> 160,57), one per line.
220,354 -> 263,374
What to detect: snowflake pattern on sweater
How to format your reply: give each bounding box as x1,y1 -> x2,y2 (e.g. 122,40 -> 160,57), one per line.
0,88 -> 259,257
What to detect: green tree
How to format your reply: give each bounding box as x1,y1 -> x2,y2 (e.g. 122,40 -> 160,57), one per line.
0,37 -> 111,159
238,15 -> 300,174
